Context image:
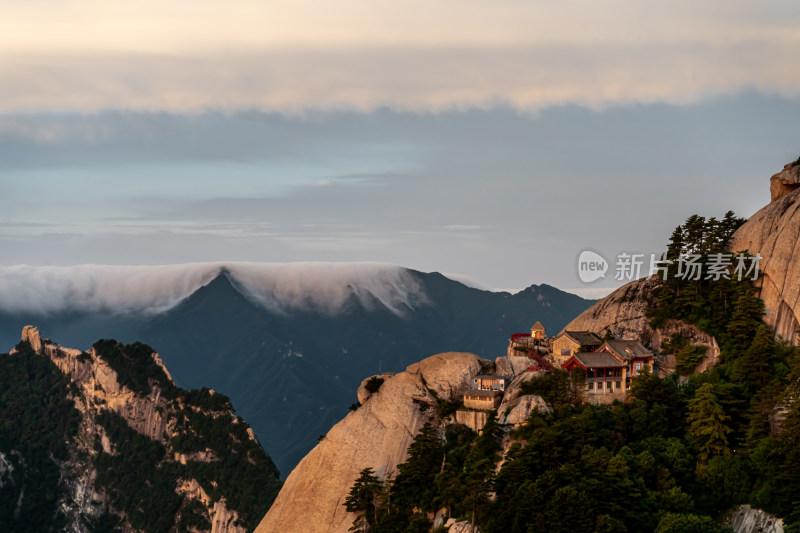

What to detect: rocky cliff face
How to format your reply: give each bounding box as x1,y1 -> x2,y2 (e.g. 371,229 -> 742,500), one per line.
2,326 -> 280,533
563,278 -> 719,373
728,505 -> 784,533
731,163 -> 800,344
769,161 -> 800,203
256,352 -> 487,533
256,350 -> 548,533
564,161 -> 800,362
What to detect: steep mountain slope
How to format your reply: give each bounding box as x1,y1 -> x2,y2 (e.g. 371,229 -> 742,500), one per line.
256,161 -> 800,533
566,160 -> 800,353
730,160 -> 800,344
0,267 -> 593,474
564,277 -> 720,373
256,352 -> 491,533
0,326 -> 281,533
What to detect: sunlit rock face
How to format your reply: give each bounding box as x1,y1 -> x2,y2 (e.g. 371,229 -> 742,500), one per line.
567,160 -> 800,351
732,163 -> 800,345
255,352 -> 487,533
769,161 -> 800,202
7,327 -> 277,533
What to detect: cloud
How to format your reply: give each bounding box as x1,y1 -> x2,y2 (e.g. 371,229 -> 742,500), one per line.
441,273 -> 490,291
2,1 -> 800,112
1,96 -> 798,291
0,262 -> 430,316
1,43 -> 799,113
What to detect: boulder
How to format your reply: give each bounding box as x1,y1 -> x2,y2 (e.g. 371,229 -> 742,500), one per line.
255,352 -> 485,533
728,504 -> 783,533
499,394 -> 550,426
501,370 -> 543,406
356,372 -> 394,405
494,355 -> 535,377
449,520 -> 480,533
433,508 -> 449,529
21,324 -> 43,353
406,352 -> 489,399
564,277 -> 662,343
770,161 -> 800,202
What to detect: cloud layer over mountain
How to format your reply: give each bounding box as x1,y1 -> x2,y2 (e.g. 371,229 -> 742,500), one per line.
0,262 -> 428,316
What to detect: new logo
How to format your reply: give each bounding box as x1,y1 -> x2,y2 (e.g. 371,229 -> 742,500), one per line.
577,250 -> 608,283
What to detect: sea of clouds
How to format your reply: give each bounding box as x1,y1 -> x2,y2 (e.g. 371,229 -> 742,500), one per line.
0,262 -> 431,316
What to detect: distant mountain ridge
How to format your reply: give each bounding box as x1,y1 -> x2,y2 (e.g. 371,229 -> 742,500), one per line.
0,264 -> 595,474
0,326 -> 281,532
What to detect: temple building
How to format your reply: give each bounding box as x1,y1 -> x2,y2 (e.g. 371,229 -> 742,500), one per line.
463,390 -> 504,410
531,321 -> 546,339
551,330 -> 603,365
561,352 -> 626,396
597,339 -> 655,388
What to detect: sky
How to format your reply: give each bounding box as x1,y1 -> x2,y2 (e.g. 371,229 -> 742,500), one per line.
2,1 -> 800,297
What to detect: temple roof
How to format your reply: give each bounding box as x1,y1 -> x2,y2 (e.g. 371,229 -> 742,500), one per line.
571,351 -> 625,369
559,330 -> 603,346
601,339 -> 653,361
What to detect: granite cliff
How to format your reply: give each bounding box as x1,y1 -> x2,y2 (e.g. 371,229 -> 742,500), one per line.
256,352 -> 486,533
565,160 -> 800,370
731,160 -> 800,344
564,277 -> 720,373
0,326 -> 281,532
253,160 -> 800,533
255,352 -> 547,533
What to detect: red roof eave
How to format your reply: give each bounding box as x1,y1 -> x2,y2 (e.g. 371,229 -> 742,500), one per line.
561,356 -> 587,371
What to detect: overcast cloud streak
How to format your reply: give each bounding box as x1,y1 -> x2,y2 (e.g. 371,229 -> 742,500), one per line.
3,42 -> 800,112
1,1 -> 800,112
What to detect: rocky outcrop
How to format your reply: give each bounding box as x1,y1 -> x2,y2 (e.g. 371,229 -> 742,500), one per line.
445,520 -> 481,533
255,352 -> 487,533
23,328 -> 172,443
500,370 -> 545,406
731,174 -> 800,344
21,324 -> 43,353
499,395 -> 550,426
563,279 -> 718,373
177,479 -> 243,533
566,161 -> 800,350
495,355 -> 535,377
728,505 -> 784,533
770,161 -> 800,202
356,372 -> 395,405
564,277 -> 661,343
9,327 -> 256,533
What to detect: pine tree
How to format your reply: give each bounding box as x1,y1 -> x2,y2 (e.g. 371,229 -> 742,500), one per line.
724,281 -> 765,361
344,467 -> 384,532
682,215 -> 707,255
391,422 -> 444,513
687,383 -> 733,462
731,324 -> 776,390
461,454 -> 495,531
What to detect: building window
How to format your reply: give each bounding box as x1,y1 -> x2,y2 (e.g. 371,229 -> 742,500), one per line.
588,382 -> 594,390
616,381 -> 621,389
